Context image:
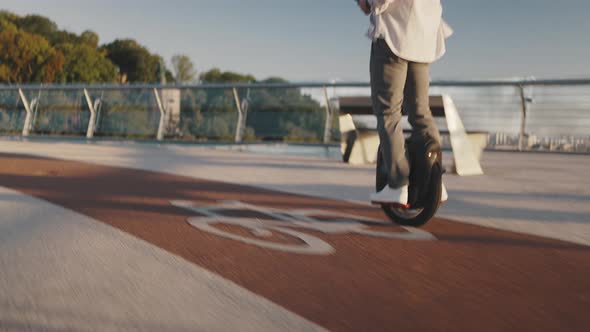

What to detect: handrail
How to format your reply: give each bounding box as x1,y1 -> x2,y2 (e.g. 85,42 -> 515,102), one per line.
2,78 -> 590,91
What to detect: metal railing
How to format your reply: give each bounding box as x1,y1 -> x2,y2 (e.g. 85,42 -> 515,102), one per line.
0,78 -> 589,152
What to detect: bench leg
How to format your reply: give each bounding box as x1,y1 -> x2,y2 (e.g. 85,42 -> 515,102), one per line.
340,131 -> 357,163
340,130 -> 379,165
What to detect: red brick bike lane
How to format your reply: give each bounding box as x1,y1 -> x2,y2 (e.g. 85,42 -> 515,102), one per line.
1,153 -> 589,332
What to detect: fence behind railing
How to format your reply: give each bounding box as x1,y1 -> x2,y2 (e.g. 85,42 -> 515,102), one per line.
0,79 -> 588,153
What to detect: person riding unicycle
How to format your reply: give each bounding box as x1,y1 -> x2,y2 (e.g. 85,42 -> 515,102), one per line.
357,0 -> 452,207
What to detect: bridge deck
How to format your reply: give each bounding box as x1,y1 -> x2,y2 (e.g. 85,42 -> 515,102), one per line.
0,138 -> 588,331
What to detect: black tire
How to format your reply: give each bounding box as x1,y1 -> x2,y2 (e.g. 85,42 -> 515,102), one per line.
376,145 -> 442,227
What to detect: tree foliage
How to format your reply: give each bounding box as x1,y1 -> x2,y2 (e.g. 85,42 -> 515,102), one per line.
80,30 -> 99,48
0,11 -> 168,84
55,43 -> 118,83
102,39 -> 163,83
13,14 -> 58,38
200,68 -> 255,83
171,54 -> 196,83
0,22 -> 64,83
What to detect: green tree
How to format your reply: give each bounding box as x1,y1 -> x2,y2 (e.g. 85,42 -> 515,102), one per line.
10,14 -> 83,46
0,11 -> 19,25
55,43 -> 117,83
16,14 -> 58,38
171,54 -> 196,83
0,24 -> 64,83
0,17 -> 17,32
0,11 -> 116,84
80,30 -> 99,48
200,68 -> 255,83
260,77 -> 288,84
52,30 -> 82,45
102,39 -> 164,83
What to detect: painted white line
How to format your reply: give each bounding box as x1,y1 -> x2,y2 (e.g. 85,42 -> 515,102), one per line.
0,186 -> 326,331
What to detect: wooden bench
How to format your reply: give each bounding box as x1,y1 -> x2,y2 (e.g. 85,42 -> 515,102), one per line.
338,95 -> 486,176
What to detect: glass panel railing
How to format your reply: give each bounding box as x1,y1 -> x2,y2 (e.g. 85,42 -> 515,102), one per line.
429,85 -> 523,150
0,80 -> 587,153
31,89 -> 88,136
94,89 -> 159,138
243,87 -> 326,143
0,90 -> 26,133
174,88 -> 237,141
525,85 -> 590,152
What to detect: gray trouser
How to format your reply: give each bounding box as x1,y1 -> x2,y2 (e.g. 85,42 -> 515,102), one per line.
370,39 -> 441,188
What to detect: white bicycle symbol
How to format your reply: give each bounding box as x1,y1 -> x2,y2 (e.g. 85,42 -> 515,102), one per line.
171,200 -> 436,255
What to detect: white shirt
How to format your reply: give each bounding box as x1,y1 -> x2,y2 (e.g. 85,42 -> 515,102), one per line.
367,0 -> 453,63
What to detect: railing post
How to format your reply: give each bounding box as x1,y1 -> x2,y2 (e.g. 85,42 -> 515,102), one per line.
322,86 -> 333,144
154,88 -> 167,141
18,88 -> 33,137
83,88 -> 97,138
518,84 -> 528,151
93,98 -> 102,131
233,87 -> 245,143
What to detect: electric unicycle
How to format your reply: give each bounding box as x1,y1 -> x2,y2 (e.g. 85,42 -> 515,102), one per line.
376,138 -> 444,227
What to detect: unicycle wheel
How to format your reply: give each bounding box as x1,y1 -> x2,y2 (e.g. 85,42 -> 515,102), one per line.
376,145 -> 443,227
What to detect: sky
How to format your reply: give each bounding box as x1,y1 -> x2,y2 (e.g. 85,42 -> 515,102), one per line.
1,0 -> 589,82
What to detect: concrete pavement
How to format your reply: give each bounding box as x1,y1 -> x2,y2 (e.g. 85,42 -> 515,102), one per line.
0,138 -> 589,331
0,138 -> 588,246
0,186 -> 325,331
